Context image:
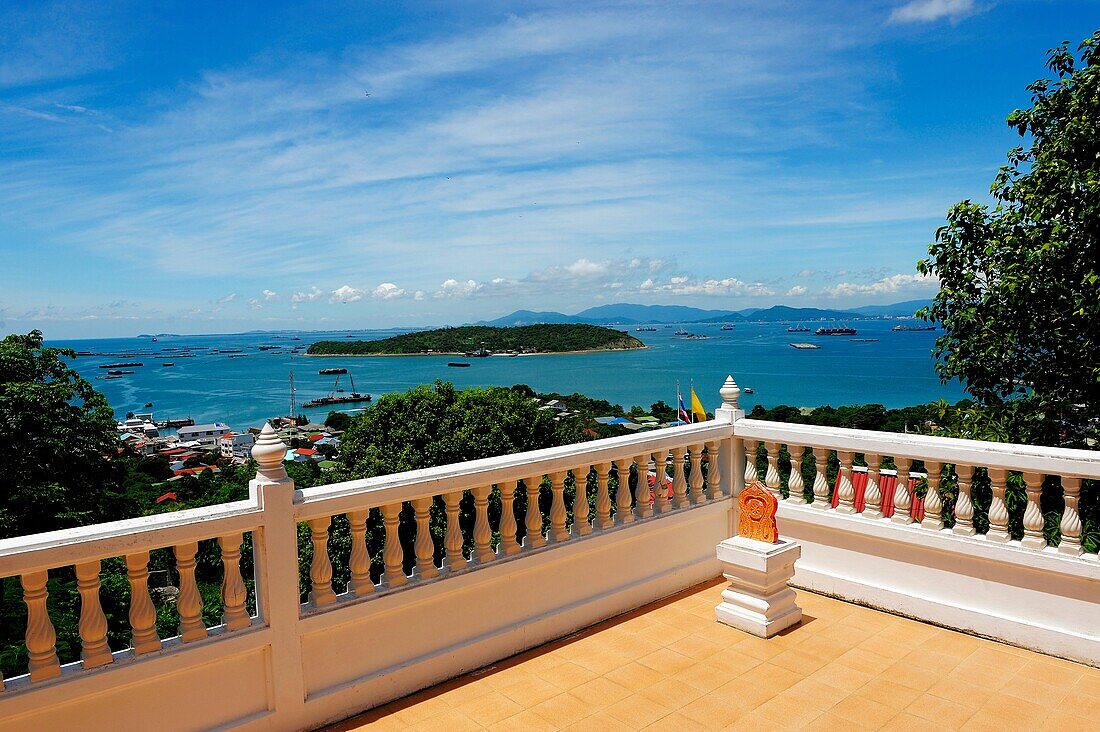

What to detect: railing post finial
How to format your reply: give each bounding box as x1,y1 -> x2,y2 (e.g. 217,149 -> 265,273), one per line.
720,375 -> 741,410
252,422 -> 288,483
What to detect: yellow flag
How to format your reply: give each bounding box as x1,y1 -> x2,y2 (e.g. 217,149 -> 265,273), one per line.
690,387 -> 707,422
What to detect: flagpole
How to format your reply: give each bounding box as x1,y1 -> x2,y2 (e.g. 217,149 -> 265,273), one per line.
690,379 -> 694,423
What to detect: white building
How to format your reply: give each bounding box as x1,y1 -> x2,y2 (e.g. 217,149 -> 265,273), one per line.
177,422 -> 232,446
218,431 -> 257,459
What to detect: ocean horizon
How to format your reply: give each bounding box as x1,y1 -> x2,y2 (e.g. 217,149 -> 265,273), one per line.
50,320 -> 965,432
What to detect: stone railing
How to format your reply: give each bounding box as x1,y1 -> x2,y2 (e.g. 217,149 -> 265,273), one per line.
0,376 -> 1096,731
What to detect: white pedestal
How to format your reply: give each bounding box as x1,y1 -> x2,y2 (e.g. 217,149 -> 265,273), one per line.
715,535 -> 802,638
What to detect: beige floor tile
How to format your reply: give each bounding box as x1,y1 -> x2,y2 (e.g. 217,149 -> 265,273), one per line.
904,692 -> 977,727
604,661 -> 666,692
678,695 -> 747,728
808,662 -> 875,692
604,693 -> 675,727
487,708 -> 561,732
643,711 -> 711,731
455,689 -> 525,726
562,711 -> 636,731
782,677 -> 846,712
855,676 -> 922,710
635,647 -> 696,675
541,661 -> 600,691
570,675 -> 633,708
530,692 -> 595,727
879,711 -> 943,731
754,694 -> 827,730
497,673 -> 562,707
831,693 -> 898,729
771,648 -> 830,675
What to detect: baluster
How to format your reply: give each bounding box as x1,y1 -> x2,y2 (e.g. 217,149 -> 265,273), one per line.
863,454 -> 883,518
21,571 -> 60,681
219,532 -> 251,630
835,451 -> 856,514
614,458 -> 635,524
174,542 -> 207,641
523,476 -> 547,548
653,450 -> 672,513
348,510 -> 374,595
125,551 -> 161,654
75,560 -> 112,668
744,440 -> 759,485
784,445 -> 804,504
572,468 -> 593,536
811,448 -> 830,508
891,457 -> 913,525
635,455 -> 653,519
308,517 -> 336,606
444,491 -> 468,568
498,480 -> 522,554
921,461 -> 945,530
689,444 -> 706,504
672,447 -> 688,508
985,468 -> 1010,542
763,442 -> 781,500
1059,477 -> 1083,556
548,472 -> 570,542
595,463 -> 613,529
381,502 -> 408,586
413,497 -> 439,577
1021,472 -> 1046,549
953,465 -> 976,536
705,441 -> 722,500
472,486 -> 495,561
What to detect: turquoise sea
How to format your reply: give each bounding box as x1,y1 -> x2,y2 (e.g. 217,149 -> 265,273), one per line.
51,321 -> 966,432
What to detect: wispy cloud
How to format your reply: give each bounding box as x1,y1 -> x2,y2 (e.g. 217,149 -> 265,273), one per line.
823,273 -> 938,297
888,0 -> 982,24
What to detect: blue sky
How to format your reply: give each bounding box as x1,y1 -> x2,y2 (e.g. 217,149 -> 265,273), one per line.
1,0 -> 1096,338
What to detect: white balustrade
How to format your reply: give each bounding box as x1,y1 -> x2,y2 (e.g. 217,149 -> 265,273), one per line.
986,468 -> 1011,542
614,458 -> 634,524
1060,477 -> 1083,556
744,440 -> 759,485
863,453 -> 883,518
835,451 -> 855,514
219,533 -> 251,630
308,517 -> 336,606
811,448 -> 830,508
1021,472 -> 1046,549
672,447 -> 688,508
688,444 -> 706,504
498,480 -> 522,554
634,455 -> 652,519
412,497 -> 439,578
705,440 -> 722,500
921,461 -> 944,531
572,468 -> 592,536
892,457 -> 913,525
444,491 -> 467,569
764,442 -> 781,499
175,542 -> 207,641
953,464 -> 976,536
74,560 -> 112,669
595,463 -> 613,530
21,571 -> 60,681
125,551 -> 162,654
786,445 -> 805,504
381,503 -> 407,586
347,510 -> 373,595
472,486 -> 495,560
653,449 -> 672,513
523,476 -> 547,548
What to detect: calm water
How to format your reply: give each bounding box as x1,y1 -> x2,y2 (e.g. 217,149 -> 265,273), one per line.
51,322 -> 965,432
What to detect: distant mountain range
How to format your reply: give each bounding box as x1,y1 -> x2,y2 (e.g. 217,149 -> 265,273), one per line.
477,300 -> 931,326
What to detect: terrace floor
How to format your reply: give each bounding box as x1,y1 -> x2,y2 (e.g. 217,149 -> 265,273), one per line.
325,579 -> 1100,731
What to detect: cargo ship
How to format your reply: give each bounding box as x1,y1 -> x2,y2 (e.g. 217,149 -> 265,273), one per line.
814,326 -> 857,336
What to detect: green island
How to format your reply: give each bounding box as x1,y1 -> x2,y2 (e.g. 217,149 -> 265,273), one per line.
307,323 -> 646,356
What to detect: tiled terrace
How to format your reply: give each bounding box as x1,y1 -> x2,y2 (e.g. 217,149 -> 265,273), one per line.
326,579 -> 1100,732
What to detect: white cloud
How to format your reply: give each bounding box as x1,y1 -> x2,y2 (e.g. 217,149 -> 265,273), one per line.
638,276 -> 774,297
413,290 -> 425,301
823,273 -> 939,297
372,282 -> 407,300
434,278 -> 483,299
330,285 -> 365,303
262,289 -> 278,300
888,0 -> 979,24
247,297 -> 262,310
291,286 -> 323,306
217,293 -> 236,304
786,285 -> 808,296
564,258 -> 609,277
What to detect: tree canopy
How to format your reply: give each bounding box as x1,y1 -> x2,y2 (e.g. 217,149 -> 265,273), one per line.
307,324 -> 645,355
919,31 -> 1100,447
0,331 -> 130,537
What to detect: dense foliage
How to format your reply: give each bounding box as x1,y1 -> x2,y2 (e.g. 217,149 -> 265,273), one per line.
918,31 -> 1100,447
307,324 -> 645,355
0,330 -> 132,537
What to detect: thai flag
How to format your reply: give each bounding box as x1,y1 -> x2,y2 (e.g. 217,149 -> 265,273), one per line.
678,390 -> 691,423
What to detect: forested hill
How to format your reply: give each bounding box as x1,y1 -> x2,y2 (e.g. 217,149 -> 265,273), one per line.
307,324 -> 646,355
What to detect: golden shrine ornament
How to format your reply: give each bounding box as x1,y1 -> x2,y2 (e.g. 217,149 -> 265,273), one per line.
738,481 -> 779,543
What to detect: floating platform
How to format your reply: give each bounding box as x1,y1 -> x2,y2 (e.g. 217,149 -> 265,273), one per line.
790,343 -> 821,350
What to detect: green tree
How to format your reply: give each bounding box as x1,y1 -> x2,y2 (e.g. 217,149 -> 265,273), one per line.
0,331 -> 131,538
918,31 -> 1100,447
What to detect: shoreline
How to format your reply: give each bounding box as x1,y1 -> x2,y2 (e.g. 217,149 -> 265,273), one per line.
306,345 -> 649,358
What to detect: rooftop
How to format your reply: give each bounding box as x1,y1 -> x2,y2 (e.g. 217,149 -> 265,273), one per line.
326,581 -> 1100,731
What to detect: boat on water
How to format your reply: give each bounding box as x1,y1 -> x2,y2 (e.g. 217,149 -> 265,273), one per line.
892,324 -> 936,332
99,375 -> 124,380
787,323 -> 811,333
221,349 -> 243,354
100,362 -> 143,369
303,374 -> 372,408
635,326 -> 658,332
720,323 -> 735,331
163,362 -> 174,366
743,387 -> 754,394
674,328 -> 690,336
319,368 -> 347,375
107,370 -> 134,375
790,342 -> 821,350
447,362 -> 471,368
815,326 -> 857,336
851,338 -> 879,343
464,348 -> 492,358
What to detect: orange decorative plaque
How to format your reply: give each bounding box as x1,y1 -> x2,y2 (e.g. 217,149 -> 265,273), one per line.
738,481 -> 779,543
